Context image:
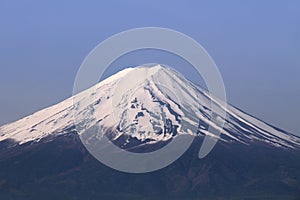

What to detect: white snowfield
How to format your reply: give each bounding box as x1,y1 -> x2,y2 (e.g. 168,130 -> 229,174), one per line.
0,65 -> 299,149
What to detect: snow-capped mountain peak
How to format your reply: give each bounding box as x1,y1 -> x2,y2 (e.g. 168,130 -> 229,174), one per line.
0,65 -> 300,149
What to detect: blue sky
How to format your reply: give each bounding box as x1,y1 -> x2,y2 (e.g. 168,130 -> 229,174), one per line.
0,1 -> 300,134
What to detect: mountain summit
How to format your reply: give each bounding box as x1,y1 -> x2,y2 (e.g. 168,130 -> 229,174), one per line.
0,64 -> 300,149
1,65 -> 300,199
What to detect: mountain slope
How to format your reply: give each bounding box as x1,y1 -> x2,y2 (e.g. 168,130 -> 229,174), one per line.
1,65 -> 300,199
0,65 -> 299,149
1,131 -> 300,200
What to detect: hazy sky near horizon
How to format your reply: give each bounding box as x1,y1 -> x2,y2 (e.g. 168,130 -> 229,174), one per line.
0,1 -> 300,134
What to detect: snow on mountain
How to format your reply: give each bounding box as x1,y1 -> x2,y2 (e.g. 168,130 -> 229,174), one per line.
0,64 -> 299,149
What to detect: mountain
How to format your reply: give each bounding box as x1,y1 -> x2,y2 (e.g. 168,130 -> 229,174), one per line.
1,65 -> 299,148
0,65 -> 300,199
